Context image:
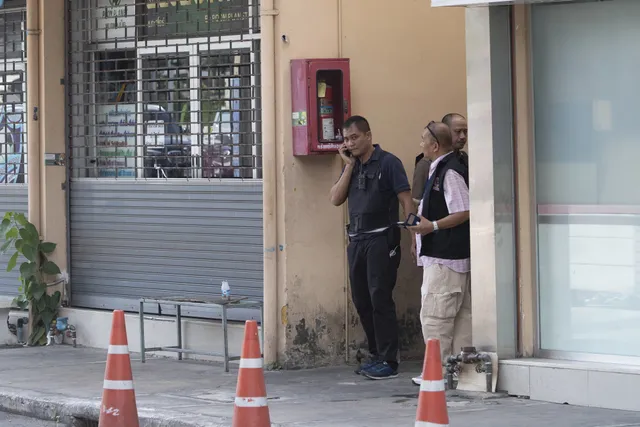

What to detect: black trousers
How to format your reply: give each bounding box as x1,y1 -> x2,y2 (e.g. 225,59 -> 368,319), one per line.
347,233 -> 400,364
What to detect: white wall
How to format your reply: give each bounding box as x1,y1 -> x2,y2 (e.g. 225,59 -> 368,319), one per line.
58,308 -> 252,363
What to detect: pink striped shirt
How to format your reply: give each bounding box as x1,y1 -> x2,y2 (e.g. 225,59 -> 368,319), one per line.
416,152 -> 470,274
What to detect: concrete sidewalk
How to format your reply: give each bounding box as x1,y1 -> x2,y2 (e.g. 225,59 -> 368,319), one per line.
0,346 -> 639,427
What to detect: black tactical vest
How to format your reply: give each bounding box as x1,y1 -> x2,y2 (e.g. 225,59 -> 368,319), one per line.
346,147 -> 400,237
419,152 -> 470,260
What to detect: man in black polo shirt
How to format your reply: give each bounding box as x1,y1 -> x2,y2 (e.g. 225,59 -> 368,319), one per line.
330,115 -> 415,380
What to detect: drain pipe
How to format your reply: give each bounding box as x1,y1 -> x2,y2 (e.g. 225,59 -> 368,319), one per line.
261,0 -> 278,366
26,0 -> 42,233
336,0 -> 350,364
446,346 -> 493,392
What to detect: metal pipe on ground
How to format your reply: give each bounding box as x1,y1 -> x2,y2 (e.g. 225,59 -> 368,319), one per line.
446,346 -> 493,392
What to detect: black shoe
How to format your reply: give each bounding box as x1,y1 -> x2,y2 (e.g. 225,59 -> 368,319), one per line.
354,355 -> 380,375
362,361 -> 399,380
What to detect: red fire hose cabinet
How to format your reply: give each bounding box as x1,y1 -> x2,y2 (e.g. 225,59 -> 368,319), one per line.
290,58 -> 351,156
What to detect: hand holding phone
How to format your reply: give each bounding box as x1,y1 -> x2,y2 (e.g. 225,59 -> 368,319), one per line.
397,213 -> 420,228
339,144 -> 354,165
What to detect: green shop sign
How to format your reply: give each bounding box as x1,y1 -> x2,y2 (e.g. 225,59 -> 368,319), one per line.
145,0 -> 250,38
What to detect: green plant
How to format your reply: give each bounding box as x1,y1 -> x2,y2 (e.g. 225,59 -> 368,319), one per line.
0,211 -> 62,346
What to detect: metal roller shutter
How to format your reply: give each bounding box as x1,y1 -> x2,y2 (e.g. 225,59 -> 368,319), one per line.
67,0 -> 262,320
69,180 -> 263,321
0,4 -> 27,299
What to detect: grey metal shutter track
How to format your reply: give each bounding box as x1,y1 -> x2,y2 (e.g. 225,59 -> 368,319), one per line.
0,185 -> 27,297
69,180 -> 263,321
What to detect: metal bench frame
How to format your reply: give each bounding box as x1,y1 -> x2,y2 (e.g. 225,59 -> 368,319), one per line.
138,297 -> 264,372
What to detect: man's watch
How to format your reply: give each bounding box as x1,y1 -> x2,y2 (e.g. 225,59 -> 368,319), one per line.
432,221 -> 439,232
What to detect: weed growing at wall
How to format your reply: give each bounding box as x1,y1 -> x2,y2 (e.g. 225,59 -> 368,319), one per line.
0,212 -> 62,345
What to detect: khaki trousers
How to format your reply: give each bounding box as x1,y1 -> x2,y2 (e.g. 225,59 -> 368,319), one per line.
420,263 -> 472,363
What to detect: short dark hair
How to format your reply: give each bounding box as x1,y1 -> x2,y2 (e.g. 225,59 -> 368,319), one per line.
441,113 -> 466,127
343,115 -> 371,133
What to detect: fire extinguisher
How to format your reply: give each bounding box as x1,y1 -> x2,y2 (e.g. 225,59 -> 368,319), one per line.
319,81 -> 335,141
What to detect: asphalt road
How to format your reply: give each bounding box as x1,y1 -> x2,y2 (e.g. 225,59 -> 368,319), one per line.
0,412 -> 63,426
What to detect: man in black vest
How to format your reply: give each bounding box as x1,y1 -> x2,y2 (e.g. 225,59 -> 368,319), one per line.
411,112 -> 468,217
408,121 -> 471,385
330,115 -> 415,380
412,113 -> 468,265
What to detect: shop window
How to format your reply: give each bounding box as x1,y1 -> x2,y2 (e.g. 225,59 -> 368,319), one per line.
93,50 -> 137,179
533,0 -> 640,359
0,11 -> 25,61
0,9 -> 25,184
141,54 -> 191,178
68,0 -> 262,180
139,0 -> 253,40
199,49 -> 253,179
0,72 -> 25,184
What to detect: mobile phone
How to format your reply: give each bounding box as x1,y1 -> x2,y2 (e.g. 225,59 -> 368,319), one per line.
344,149 -> 352,157
397,213 -> 420,228
406,213 -> 420,226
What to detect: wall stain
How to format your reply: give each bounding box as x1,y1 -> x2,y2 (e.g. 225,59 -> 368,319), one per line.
280,269 -> 425,368
285,309 -> 345,369
292,318 -> 312,346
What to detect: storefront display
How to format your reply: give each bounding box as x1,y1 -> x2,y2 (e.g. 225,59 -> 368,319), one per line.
533,0 -> 640,359
67,0 -> 263,321
0,4 -> 27,298
96,104 -> 136,178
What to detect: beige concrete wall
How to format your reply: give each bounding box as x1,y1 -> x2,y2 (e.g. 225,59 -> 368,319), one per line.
25,0 -> 69,304
24,0 -> 68,301
273,0 -> 467,367
39,0 -> 68,282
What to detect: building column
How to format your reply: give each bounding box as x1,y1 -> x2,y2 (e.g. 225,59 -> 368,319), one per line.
466,6 -> 517,359
27,0 -> 68,290
40,0 -> 67,274
511,4 -> 537,358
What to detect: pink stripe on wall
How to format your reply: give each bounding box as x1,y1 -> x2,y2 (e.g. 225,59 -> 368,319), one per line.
538,205 -> 640,215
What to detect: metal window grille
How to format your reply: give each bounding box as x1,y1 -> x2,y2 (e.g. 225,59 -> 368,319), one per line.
0,6 -> 26,185
67,0 -> 262,180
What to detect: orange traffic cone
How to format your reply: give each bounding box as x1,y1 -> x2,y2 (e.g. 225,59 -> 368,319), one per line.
415,338 -> 449,427
98,310 -> 139,427
232,320 -> 271,427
